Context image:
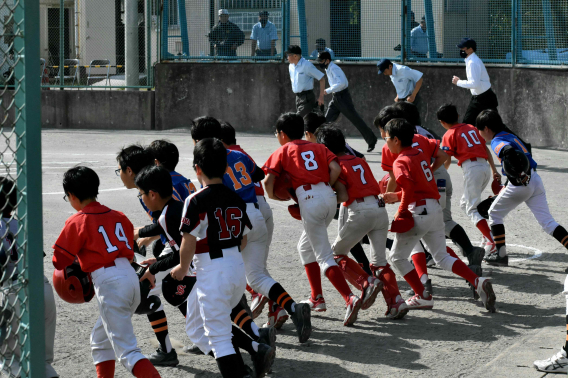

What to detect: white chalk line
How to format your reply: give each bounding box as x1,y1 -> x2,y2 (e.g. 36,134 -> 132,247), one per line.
446,240 -> 543,262
43,187 -> 127,195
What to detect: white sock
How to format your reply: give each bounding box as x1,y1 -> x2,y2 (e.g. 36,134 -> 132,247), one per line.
291,302 -> 296,313
164,335 -> 172,353
251,322 -> 260,338
252,341 -> 259,353
420,274 -> 429,285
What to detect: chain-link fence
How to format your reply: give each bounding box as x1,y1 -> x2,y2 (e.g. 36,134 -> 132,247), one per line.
160,0 -> 568,67
42,0 -> 154,89
1,0 -> 45,377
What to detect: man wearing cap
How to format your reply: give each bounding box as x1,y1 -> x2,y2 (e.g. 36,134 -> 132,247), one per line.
209,9 -> 245,58
411,16 -> 428,58
377,59 -> 424,104
250,11 -> 278,57
318,51 -> 377,152
310,38 -> 335,60
452,37 -> 498,125
286,45 -> 325,118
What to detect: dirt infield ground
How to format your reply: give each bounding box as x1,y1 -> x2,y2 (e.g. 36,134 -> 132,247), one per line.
41,129 -> 568,378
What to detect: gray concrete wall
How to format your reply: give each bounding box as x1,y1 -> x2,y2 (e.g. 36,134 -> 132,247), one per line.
42,90 -> 154,130
155,62 -> 568,148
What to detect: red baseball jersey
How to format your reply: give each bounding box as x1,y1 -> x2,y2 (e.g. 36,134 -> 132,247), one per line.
393,149 -> 440,203
441,123 -> 488,166
337,155 -> 381,206
381,134 -> 440,172
52,202 -> 134,272
263,140 -> 337,190
228,144 -> 265,196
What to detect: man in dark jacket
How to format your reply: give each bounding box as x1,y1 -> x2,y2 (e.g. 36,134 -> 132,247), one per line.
209,9 -> 245,58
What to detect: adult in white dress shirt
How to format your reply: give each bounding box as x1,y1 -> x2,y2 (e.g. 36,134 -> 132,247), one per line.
250,11 -> 278,57
286,45 -> 325,118
452,38 -> 499,126
318,51 -> 377,152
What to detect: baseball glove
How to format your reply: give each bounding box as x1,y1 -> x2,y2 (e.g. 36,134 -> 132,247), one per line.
273,172 -> 297,201
288,203 -> 301,220
389,210 -> 414,233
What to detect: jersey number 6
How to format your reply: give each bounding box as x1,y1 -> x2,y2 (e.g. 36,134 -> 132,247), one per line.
420,161 -> 433,182
98,223 -> 132,253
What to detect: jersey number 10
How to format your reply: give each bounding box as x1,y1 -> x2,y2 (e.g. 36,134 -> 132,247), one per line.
460,131 -> 481,147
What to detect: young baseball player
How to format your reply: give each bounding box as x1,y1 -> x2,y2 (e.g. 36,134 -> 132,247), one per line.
169,138 -> 255,378
315,126 -> 410,319
438,104 -> 501,256
475,109 -> 568,266
52,166 -> 161,378
219,121 -> 309,332
0,177 -> 59,378
116,144 -> 181,366
382,119 -> 496,313
264,112 -> 363,326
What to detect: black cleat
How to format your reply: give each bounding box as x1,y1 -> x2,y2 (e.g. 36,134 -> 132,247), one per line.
484,253 -> 509,267
467,246 -> 485,266
252,343 -> 275,378
258,326 -> 276,351
147,347 -> 179,367
367,143 -> 376,153
291,303 -> 312,343
182,343 -> 204,355
468,265 -> 483,300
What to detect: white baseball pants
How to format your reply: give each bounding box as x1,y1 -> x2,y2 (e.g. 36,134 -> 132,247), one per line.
148,246 -> 173,313
489,170 -> 559,234
90,258 -> 145,373
193,247 -> 246,359
185,283 -> 211,355
257,196 -> 274,248
434,166 -> 459,236
296,183 -> 338,274
389,200 -> 458,276
460,159 -> 491,226
332,196 -> 389,267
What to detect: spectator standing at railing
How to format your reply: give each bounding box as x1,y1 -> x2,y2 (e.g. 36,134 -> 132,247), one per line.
317,51 -> 378,152
310,39 -> 335,60
376,59 -> 424,105
286,45 -> 325,118
411,16 -> 428,58
209,9 -> 245,58
250,11 -> 278,57
452,38 -> 498,126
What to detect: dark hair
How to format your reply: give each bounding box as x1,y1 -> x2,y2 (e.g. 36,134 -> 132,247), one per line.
191,116 -> 222,141
63,166 -> 99,202
220,121 -> 237,145
304,112 -> 327,134
0,177 -> 16,217
318,51 -> 332,62
275,112 -> 304,140
475,109 -> 506,133
315,126 -> 345,155
147,140 -> 179,172
135,165 -> 173,199
385,118 -> 415,147
193,138 -> 227,179
436,103 -> 459,124
116,144 -> 154,174
394,101 -> 421,126
373,105 -> 405,130
316,38 -> 325,45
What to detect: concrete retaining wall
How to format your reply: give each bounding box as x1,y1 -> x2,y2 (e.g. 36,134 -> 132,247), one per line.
154,63 -> 568,149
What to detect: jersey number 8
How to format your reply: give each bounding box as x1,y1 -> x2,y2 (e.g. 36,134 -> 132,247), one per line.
98,223 -> 132,253
300,151 -> 319,171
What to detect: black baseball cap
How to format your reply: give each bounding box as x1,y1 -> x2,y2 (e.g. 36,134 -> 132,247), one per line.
317,51 -> 332,62
259,10 -> 269,17
376,59 -> 392,74
286,45 -> 302,55
457,37 -> 476,49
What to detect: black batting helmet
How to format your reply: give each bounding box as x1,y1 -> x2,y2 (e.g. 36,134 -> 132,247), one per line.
502,147 -> 531,186
162,274 -> 196,307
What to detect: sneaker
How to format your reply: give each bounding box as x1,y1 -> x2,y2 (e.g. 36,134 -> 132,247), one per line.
258,326 -> 276,366
361,279 -> 383,310
485,241 -> 497,255
534,348 -> 568,373
252,343 -> 275,378
484,246 -> 508,267
264,306 -> 289,330
344,294 -> 362,326
290,303 -> 312,343
147,347 -> 179,367
468,265 -> 483,300
406,280 -> 433,297
405,294 -> 434,310
385,298 -> 409,320
251,294 -> 269,319
182,343 -> 204,355
476,277 -> 496,313
300,294 -> 327,312
467,246 -> 486,266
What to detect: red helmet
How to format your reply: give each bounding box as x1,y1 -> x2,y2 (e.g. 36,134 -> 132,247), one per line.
491,178 -> 503,195
53,264 -> 95,304
378,173 -> 390,195
273,172 -> 297,201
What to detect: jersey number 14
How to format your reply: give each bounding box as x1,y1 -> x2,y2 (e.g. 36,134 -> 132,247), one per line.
98,223 -> 132,253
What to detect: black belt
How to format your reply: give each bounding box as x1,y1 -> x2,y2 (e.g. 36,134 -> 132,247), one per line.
209,246 -> 242,260
472,88 -> 493,98
297,90 -> 312,95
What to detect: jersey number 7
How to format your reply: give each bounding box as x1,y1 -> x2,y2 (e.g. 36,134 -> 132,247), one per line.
352,164 -> 367,184
98,223 -> 132,253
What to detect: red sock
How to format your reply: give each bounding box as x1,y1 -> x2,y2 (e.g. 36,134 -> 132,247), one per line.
96,360 -> 115,378
246,284 -> 255,295
133,359 -> 161,378
304,262 -> 323,299
411,253 -> 428,280
334,255 -> 369,291
373,265 -> 401,305
446,246 -> 459,259
476,219 -> 494,243
325,265 -> 353,303
403,269 -> 427,298
451,259 -> 479,286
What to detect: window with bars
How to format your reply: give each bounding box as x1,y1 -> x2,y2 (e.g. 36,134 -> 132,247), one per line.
219,0 -> 282,9
152,0 -> 178,26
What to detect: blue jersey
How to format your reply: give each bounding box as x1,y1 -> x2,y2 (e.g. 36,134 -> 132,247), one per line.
140,170 -> 197,244
491,131 -> 537,174
223,149 -> 258,204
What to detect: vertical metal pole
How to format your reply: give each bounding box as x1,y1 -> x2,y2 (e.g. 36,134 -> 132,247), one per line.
542,0 -> 557,61
516,0 -> 523,64
285,0 -> 290,49
177,0 -> 189,56
15,0 -> 45,376
146,0 -> 152,85
161,0 -> 169,59
511,0 -> 516,66
423,0 -> 438,59
125,0 -> 138,88
281,0 -> 286,60
401,0 -> 406,63
297,0 -> 308,58
59,0 -> 64,85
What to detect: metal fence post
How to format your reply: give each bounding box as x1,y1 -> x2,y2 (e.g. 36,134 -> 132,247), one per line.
401,0 -> 406,63
59,0 -> 64,87
541,0 -> 557,62
424,0 -> 438,59
161,0 -> 169,59
297,0 -> 308,58
511,0 -> 516,67
146,0 -> 152,86
285,0 -> 290,49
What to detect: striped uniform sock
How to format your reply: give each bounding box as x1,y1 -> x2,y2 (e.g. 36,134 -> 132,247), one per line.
491,224 -> 506,254
268,283 -> 296,315
147,310 -> 172,353
231,303 -> 259,340
553,226 -> 568,250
